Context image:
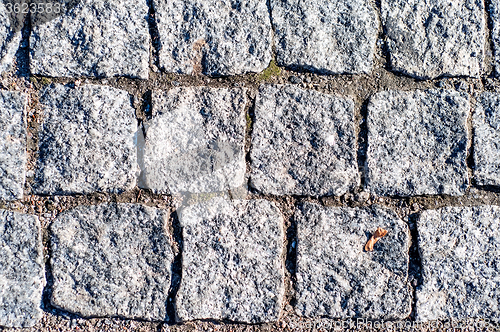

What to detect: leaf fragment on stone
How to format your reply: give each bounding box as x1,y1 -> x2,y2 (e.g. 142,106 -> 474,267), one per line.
365,227 -> 388,252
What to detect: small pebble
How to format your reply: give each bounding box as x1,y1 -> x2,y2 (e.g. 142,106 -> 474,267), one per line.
356,191 -> 370,202
455,81 -> 468,91
435,80 -> 445,88
289,76 -> 301,84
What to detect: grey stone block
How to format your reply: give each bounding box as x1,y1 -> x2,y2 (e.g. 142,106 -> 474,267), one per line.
474,92 -> 500,186
366,89 -> 469,197
271,0 -> 378,74
30,0 -> 150,79
0,2 -> 21,74
0,209 -> 44,328
0,91 -> 27,201
177,197 -> 284,323
250,84 -> 359,196
295,203 -> 411,320
140,87 -> 246,195
382,0 -> 485,79
416,205 -> 500,322
35,84 -> 138,195
50,203 -> 173,320
153,0 -> 272,76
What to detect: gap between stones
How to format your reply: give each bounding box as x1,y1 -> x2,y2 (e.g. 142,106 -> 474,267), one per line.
146,0 -> 162,72
483,0 -> 495,77
167,208 -> 183,323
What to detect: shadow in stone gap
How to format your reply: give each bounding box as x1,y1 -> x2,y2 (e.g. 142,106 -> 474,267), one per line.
357,98 -> 370,189
166,209 -> 183,323
407,213 -> 423,320
3,0 -> 81,33
284,202 -> 298,309
146,0 -> 161,70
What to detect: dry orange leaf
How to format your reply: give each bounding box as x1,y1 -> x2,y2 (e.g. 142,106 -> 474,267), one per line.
365,227 -> 388,252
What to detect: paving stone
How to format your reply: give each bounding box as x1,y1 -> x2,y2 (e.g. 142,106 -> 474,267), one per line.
30,0 -> 150,79
0,91 -> 27,201
366,89 -> 469,197
271,0 -> 378,74
473,92 -> 500,186
416,205 -> 500,322
295,203 -> 411,319
0,2 -> 21,74
35,84 -> 138,195
140,87 -> 246,195
0,209 -> 44,328
154,0 -> 272,76
50,203 -> 173,320
382,0 -> 485,79
250,84 -> 358,196
177,197 -> 284,323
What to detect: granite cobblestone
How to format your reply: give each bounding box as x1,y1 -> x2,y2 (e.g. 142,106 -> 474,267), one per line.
417,206 -> 500,322
50,203 -> 173,321
34,84 -> 138,195
0,209 -> 44,328
30,0 -> 150,79
0,91 -> 27,201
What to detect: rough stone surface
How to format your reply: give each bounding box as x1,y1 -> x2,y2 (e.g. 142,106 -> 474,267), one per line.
154,0 -> 272,76
177,197 -> 284,323
250,84 -> 358,196
366,89 -> 469,197
0,91 -> 27,201
0,209 -> 44,328
30,0 -> 150,79
416,206 -> 500,322
0,2 -> 21,74
271,0 -> 378,74
382,0 -> 485,79
50,203 -> 173,320
295,203 -> 411,320
473,93 -> 500,186
140,87 -> 246,195
35,84 -> 138,195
